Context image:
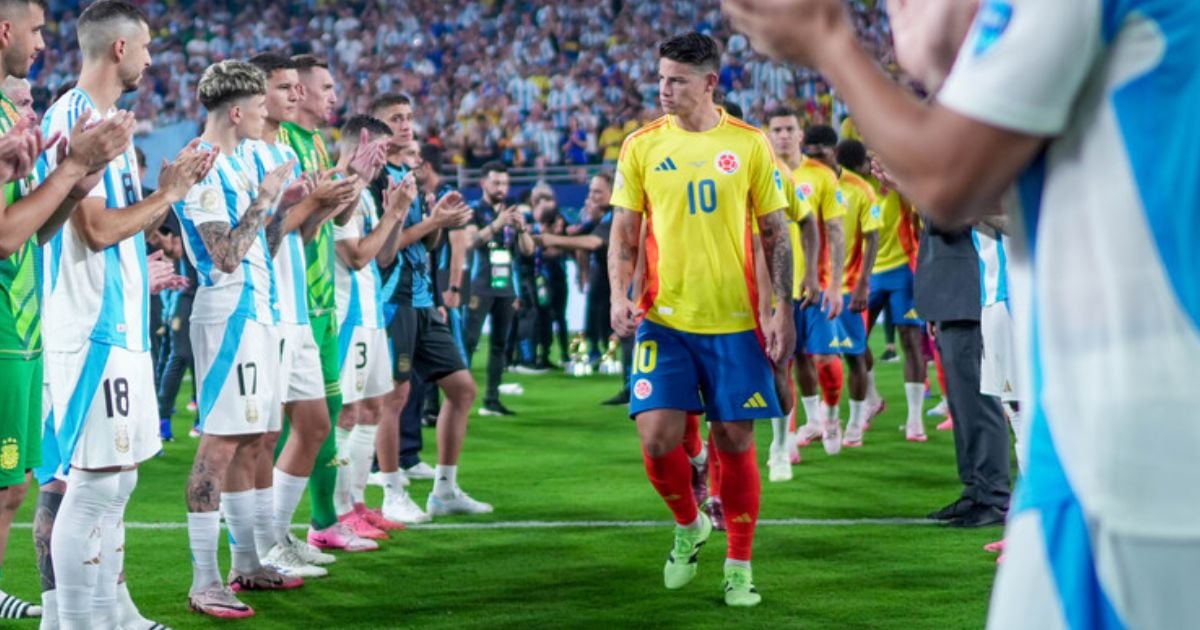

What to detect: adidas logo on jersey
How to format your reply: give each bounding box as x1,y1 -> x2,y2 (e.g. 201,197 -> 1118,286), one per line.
742,393 -> 769,409
654,157 -> 678,172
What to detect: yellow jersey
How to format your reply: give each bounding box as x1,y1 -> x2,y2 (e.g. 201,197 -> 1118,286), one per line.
792,157 -> 848,290
838,169 -> 883,293
869,176 -> 920,274
610,110 -> 789,334
779,159 -> 816,299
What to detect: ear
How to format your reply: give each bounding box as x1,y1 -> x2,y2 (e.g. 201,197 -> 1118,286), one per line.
112,37 -> 127,63
0,21 -> 11,46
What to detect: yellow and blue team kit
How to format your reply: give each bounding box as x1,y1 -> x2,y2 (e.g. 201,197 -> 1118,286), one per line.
610,109 -> 790,421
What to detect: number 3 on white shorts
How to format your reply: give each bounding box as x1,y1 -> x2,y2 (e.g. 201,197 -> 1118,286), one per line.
632,340 -> 657,375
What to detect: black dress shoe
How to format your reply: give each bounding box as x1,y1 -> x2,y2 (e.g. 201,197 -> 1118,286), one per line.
928,497 -> 975,521
947,504 -> 1007,528
601,388 -> 631,406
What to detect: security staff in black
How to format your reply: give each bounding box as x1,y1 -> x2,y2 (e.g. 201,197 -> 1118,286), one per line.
464,162 -> 534,416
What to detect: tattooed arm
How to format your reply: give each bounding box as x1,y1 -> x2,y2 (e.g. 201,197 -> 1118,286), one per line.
849,230 -> 879,312
823,216 -> 846,319
606,207 -> 643,338
756,208 -> 797,365
265,202 -> 290,256
196,197 -> 272,273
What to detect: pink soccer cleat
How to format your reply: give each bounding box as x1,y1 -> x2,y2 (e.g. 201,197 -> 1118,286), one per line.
358,504 -> 406,532
984,539 -> 1006,553
307,523 -> 380,552
795,423 -> 823,447
936,417 -> 954,431
338,511 -> 388,541
188,583 -> 254,619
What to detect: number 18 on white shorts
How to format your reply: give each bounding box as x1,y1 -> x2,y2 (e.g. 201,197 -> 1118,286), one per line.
192,318 -> 281,436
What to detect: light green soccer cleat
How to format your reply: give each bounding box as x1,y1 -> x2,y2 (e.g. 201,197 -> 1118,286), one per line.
663,512 -> 713,589
722,565 -> 762,607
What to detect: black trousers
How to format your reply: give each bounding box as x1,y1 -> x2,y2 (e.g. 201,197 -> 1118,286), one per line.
157,295 -> 194,419
466,294 -> 516,402
935,320 -> 1011,509
400,373 -> 427,468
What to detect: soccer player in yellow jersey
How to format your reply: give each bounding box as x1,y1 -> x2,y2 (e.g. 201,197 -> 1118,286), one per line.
865,155 -> 929,441
832,140 -> 882,448
608,33 -> 794,608
764,107 -> 823,481
789,123 -> 850,455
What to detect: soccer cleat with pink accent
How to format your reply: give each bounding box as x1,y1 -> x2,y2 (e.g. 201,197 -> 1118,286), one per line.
188,583 -> 254,619
865,399 -> 886,429
907,420 -> 929,442
358,504 -> 406,532
307,523 -> 380,552
795,423 -> 823,447
984,539 -> 1006,553
338,511 -> 387,541
228,566 -> 304,592
822,418 -> 843,455
936,417 -> 954,431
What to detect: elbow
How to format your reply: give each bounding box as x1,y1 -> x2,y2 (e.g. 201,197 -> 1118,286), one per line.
0,239 -> 17,259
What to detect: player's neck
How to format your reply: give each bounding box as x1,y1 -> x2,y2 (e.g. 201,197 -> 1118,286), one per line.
262,118 -> 283,141
671,104 -> 721,133
781,152 -> 802,171
294,109 -> 323,131
76,64 -> 125,111
201,120 -> 241,154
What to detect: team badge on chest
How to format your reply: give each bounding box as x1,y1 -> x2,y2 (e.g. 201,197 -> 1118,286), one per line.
715,152 -> 740,175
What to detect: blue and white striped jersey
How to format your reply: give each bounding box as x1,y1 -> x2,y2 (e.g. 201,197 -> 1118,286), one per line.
238,139 -> 307,325
176,142 -> 278,325
972,228 -> 1008,306
334,189 -> 386,331
40,88 -> 149,353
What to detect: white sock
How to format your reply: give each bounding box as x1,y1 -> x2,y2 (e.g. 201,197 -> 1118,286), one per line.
254,487 -> 274,560
866,369 -> 880,407
847,399 -> 865,433
93,469 -> 135,626
334,427 -> 353,516
221,490 -> 260,574
801,396 -> 821,428
115,582 -> 151,628
382,471 -> 407,502
689,442 -> 708,466
822,402 -> 839,425
1007,405 -> 1025,473
904,382 -> 925,426
769,417 -> 787,451
433,465 -> 457,497
271,468 -> 308,547
681,514 -> 703,531
52,470 -> 120,630
725,558 -> 752,570
187,511 -> 221,593
348,424 -> 379,506
40,590 -> 57,630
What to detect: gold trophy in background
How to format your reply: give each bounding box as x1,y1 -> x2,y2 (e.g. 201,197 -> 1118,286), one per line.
598,335 -> 623,375
566,332 -> 593,377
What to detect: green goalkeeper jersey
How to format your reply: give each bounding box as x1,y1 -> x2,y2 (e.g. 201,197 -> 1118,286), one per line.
279,121 -> 336,316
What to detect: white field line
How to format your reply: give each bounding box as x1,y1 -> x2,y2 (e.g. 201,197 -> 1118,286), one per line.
10,517 -> 934,531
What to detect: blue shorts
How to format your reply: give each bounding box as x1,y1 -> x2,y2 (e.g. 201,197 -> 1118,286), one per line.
796,301 -> 845,356
628,320 -> 781,422
868,265 -> 923,326
837,294 -> 869,356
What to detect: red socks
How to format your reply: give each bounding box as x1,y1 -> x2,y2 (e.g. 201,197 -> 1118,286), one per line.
817,357 -> 843,406
934,346 -> 949,399
716,444 -> 760,561
642,445 -> 698,526
707,434 -> 721,499
682,414 -> 703,459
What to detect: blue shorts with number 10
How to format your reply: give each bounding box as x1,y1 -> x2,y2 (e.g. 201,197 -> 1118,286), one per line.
628,320 -> 781,422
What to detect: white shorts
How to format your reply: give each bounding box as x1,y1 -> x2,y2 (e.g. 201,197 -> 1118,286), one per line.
338,326 -> 393,405
192,319 -> 282,436
279,322 -> 325,404
980,302 -> 1018,402
45,344 -> 161,472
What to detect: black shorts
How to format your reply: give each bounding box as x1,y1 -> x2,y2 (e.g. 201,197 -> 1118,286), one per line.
388,306 -> 467,384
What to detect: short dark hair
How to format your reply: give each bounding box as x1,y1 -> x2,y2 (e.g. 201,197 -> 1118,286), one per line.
0,0 -> 48,18
370,93 -> 413,117
722,101 -> 743,120
134,146 -> 146,168
248,52 -> 296,78
659,32 -> 720,73
77,0 -> 148,60
340,114 -> 392,140
593,170 -> 613,188
804,124 -> 838,148
419,143 -> 443,172
290,54 -> 328,75
836,140 -> 869,173
480,161 -> 507,178
766,106 -> 799,124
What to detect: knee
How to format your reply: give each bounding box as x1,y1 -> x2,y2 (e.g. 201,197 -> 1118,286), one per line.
640,436 -> 677,459
1,481 -> 28,512
445,377 -> 477,408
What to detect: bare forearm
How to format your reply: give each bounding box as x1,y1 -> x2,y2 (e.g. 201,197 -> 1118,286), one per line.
607,209 -> 640,300
826,219 -> 846,292
0,163 -> 88,255
541,233 -> 603,251
198,205 -> 269,273
74,189 -> 180,251
815,28 -> 1043,224
302,198 -> 350,242
447,230 -> 469,288
279,197 -> 320,235
757,211 -> 794,306
800,217 -> 820,283
346,214 -> 401,269
393,218 -> 441,252
517,231 -> 535,256
859,232 -> 879,289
